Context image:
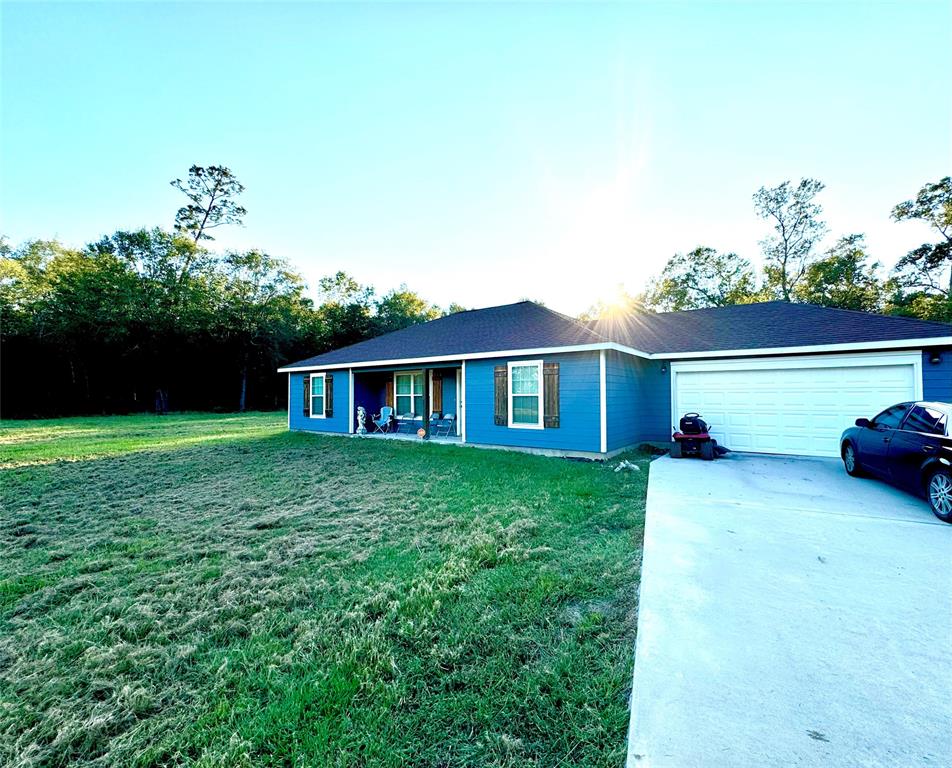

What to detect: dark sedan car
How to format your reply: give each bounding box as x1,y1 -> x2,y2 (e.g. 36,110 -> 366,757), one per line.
840,401 -> 952,522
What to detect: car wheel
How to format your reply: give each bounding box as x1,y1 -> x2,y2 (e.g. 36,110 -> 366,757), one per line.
842,442 -> 863,477
927,469 -> 952,523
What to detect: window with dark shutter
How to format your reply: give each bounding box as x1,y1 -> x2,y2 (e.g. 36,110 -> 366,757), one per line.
302,374 -> 310,417
543,362 -> 560,428
385,380 -> 394,408
324,374 -> 334,418
494,365 -> 508,425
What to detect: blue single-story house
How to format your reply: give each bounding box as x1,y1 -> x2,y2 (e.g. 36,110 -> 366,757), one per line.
278,301 -> 952,459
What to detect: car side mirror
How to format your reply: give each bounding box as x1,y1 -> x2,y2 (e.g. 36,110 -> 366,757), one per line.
855,418 -> 870,428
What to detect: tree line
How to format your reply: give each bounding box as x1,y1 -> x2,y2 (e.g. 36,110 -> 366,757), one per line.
1,166 -> 456,418
4,169 -> 948,418
588,176 -> 952,322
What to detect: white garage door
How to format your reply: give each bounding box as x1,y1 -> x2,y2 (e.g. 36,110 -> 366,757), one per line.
671,353 -> 921,457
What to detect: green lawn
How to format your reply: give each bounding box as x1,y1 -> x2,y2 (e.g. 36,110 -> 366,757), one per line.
0,413 -> 647,767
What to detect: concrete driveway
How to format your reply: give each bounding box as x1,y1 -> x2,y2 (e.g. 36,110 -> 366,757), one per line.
627,453 -> 952,768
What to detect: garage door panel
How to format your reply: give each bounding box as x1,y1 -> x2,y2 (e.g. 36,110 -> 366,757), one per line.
672,359 -> 918,457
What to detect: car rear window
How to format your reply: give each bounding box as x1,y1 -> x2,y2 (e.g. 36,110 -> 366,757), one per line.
901,405 -> 948,436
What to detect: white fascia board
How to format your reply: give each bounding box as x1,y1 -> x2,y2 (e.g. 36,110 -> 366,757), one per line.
277,336 -> 952,373
277,341 -> 652,373
652,337 -> 952,360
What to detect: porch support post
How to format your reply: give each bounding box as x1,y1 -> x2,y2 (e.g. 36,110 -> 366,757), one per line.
422,368 -> 430,439
460,361 -> 466,443
348,368 -> 354,434
599,350 -> 607,453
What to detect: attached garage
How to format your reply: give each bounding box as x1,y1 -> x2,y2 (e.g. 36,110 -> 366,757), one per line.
671,353 -> 923,457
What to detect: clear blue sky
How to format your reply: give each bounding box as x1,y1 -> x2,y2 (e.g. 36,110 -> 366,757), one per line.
2,1 -> 950,314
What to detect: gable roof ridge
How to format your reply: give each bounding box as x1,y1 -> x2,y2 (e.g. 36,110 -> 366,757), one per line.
647,300 -> 787,318
791,300 -> 952,329
643,299 -> 951,329
529,301 -> 613,342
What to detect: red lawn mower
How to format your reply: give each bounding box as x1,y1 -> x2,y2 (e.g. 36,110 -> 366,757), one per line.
671,412 -> 720,460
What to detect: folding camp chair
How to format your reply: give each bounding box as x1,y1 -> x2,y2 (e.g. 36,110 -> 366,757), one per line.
372,406 -> 394,433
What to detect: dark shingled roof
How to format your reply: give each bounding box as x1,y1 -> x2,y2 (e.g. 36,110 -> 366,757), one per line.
280,300 -> 952,369
280,301 -> 603,369
591,301 -> 952,354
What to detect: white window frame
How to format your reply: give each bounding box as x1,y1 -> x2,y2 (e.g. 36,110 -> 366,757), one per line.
393,370 -> 425,418
309,373 -> 326,419
508,359 -> 544,430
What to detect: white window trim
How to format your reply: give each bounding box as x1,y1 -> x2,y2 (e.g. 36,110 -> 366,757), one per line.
393,370 -> 425,419
508,359 -> 544,430
309,373 -> 326,419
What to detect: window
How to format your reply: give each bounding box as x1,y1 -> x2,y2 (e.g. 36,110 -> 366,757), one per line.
871,403 -> 909,430
508,360 -> 543,429
901,405 -> 948,436
394,371 -> 424,417
310,373 -> 326,418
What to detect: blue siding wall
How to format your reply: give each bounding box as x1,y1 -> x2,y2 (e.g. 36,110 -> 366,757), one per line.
288,371 -> 350,433
634,357 -> 673,442
923,348 -> 952,402
465,352 -> 601,452
605,351 -> 639,451
606,352 -> 672,448
436,368 -> 458,416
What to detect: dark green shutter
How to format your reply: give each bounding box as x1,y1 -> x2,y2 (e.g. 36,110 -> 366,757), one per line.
543,362 -> 559,428
324,374 -> 334,418
303,375 -> 310,417
494,365 -> 508,426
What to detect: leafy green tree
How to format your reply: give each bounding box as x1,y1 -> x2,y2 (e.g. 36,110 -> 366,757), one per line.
313,272 -> 375,351
373,286 -> 443,335
220,250 -> 309,411
890,176 -> 952,320
28,244 -> 141,407
795,234 -> 884,312
884,285 -> 952,322
86,229 -> 220,408
0,240 -> 61,336
644,247 -> 760,311
753,178 -> 827,301
1,163 -> 461,416
170,165 -> 247,243
446,302 -> 469,315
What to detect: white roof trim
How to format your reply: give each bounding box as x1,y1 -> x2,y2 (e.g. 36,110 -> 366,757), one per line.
277,341 -> 651,372
277,336 -> 952,373
650,336 -> 952,360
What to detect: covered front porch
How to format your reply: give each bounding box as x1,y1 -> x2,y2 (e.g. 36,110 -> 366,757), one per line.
352,364 -> 463,440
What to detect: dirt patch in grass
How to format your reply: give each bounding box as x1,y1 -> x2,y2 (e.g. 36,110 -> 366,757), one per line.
0,413 -> 648,767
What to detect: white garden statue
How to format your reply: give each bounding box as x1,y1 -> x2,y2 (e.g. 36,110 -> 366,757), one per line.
356,406 -> 367,434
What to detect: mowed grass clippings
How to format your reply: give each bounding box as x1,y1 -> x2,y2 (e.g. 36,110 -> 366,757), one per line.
0,413 -> 647,767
